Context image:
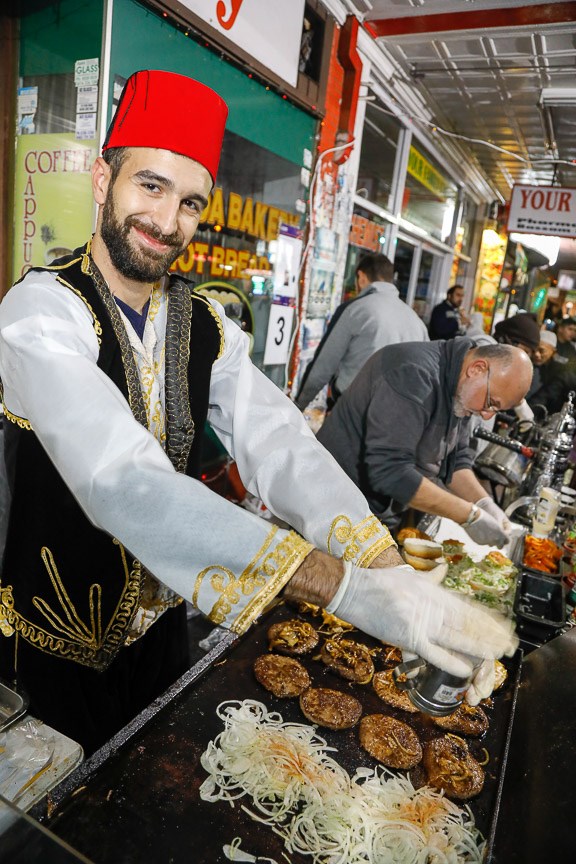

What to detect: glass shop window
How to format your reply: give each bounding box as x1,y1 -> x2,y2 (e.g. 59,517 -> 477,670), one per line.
401,143 -> 458,243
357,101 -> 400,213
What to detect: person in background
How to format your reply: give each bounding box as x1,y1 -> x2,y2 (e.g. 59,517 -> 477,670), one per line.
0,70 -> 516,755
529,317 -> 576,414
527,330 -> 557,404
317,339 -> 533,546
428,284 -> 470,340
493,312 -> 541,359
294,253 -> 428,411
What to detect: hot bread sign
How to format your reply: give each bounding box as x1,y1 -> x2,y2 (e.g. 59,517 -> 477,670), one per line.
508,184 -> 576,238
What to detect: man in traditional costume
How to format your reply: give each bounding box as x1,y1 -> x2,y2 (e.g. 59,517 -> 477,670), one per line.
0,70 -> 516,754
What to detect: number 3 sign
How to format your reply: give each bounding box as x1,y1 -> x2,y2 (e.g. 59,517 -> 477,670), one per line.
263,303 -> 295,365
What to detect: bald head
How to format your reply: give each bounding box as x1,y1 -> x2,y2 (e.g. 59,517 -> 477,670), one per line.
454,344 -> 533,419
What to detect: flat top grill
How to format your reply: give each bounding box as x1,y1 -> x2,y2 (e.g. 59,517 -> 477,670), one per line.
38,603 -> 522,864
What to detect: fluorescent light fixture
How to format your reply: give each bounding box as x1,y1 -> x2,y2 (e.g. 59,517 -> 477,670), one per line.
540,88 -> 576,107
510,232 -> 560,266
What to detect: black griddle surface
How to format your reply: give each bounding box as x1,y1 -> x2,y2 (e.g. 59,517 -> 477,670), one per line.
42,604 -> 521,864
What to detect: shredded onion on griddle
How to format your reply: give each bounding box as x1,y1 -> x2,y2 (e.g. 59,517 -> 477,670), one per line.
200,700 -> 485,863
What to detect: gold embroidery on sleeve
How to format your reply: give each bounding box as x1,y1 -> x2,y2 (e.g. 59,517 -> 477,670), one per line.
192,528 -> 313,634
327,515 -> 396,564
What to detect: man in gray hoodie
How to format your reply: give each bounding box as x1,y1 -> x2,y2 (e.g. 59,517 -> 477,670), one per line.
295,253 -> 428,410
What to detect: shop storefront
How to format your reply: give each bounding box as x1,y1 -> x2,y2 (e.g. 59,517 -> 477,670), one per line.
340,78 -> 484,327
10,0 -> 326,388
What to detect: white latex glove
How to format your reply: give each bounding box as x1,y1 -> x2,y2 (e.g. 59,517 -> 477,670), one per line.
325,562 -> 518,679
514,398 -> 534,424
476,496 -> 511,533
465,659 -> 496,706
463,507 -> 509,548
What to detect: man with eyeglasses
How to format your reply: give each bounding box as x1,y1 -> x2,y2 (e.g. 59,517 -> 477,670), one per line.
317,338 -> 533,547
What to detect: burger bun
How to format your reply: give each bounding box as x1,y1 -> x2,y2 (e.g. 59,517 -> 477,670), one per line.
403,551 -> 445,571
403,537 -> 443,560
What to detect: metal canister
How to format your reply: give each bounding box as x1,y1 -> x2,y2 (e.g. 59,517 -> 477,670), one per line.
393,656 -> 477,717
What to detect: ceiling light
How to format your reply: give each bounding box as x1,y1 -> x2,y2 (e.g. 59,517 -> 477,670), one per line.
540,88 -> 576,107
510,232 -> 560,266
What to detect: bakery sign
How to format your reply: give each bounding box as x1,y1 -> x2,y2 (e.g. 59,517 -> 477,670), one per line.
508,184 -> 576,238
176,0 -> 305,87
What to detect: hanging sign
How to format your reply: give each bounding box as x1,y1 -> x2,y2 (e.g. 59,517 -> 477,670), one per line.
177,0 -> 305,86
508,184 -> 576,238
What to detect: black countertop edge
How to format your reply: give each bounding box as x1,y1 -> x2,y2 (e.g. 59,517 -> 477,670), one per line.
29,629 -> 239,822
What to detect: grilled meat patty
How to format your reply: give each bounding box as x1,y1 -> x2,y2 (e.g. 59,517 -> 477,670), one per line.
433,704 -> 489,737
359,714 -> 422,770
253,654 -> 311,698
372,669 -> 419,713
299,687 -> 362,730
267,619 -> 319,656
321,638 -> 375,683
423,736 -> 484,800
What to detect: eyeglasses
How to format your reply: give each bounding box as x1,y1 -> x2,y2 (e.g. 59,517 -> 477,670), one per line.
482,365 -> 499,414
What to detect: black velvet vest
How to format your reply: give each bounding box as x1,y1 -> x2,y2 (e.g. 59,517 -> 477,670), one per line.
0,245 -> 223,670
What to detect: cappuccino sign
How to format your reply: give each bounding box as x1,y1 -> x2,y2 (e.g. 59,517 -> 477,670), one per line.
508,184 -> 576,238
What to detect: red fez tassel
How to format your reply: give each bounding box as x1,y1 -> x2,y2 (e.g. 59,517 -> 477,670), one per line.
103,69 -> 228,182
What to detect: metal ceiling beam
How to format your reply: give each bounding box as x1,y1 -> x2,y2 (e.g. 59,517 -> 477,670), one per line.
365,2 -> 576,38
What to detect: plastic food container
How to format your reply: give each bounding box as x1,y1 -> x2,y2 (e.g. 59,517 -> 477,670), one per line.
516,534 -> 562,579
0,679 -> 28,732
514,570 -> 566,643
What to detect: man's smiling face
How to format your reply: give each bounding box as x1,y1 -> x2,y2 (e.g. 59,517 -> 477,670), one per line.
99,147 -> 211,282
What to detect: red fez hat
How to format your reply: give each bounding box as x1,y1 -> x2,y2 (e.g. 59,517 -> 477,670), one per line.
103,70 -> 228,182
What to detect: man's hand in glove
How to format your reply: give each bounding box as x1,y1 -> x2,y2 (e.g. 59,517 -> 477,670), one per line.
398,564 -> 499,706
476,496 -> 511,534
325,561 -> 518,680
463,505 -> 509,548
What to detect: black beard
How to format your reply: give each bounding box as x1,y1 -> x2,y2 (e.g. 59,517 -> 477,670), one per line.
100,193 -> 187,282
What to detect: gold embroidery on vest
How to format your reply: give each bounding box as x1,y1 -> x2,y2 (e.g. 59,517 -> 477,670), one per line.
55,276 -> 103,345
40,254 -> 83,272
193,294 -> 225,359
327,515 -> 396,562
86,257 -> 148,428
2,404 -> 32,431
148,281 -> 162,322
34,546 -> 102,646
0,540 -> 142,668
164,281 -> 195,472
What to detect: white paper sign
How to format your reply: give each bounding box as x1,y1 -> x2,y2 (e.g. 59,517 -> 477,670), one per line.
508,184 -> 576,238
76,86 -> 99,114
75,112 -> 97,140
273,229 -> 302,299
17,86 -> 38,116
178,0 -> 305,86
263,304 -> 295,365
74,58 -> 99,87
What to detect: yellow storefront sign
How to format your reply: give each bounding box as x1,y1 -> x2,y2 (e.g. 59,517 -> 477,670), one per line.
13,133 -> 97,281
407,146 -> 447,199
